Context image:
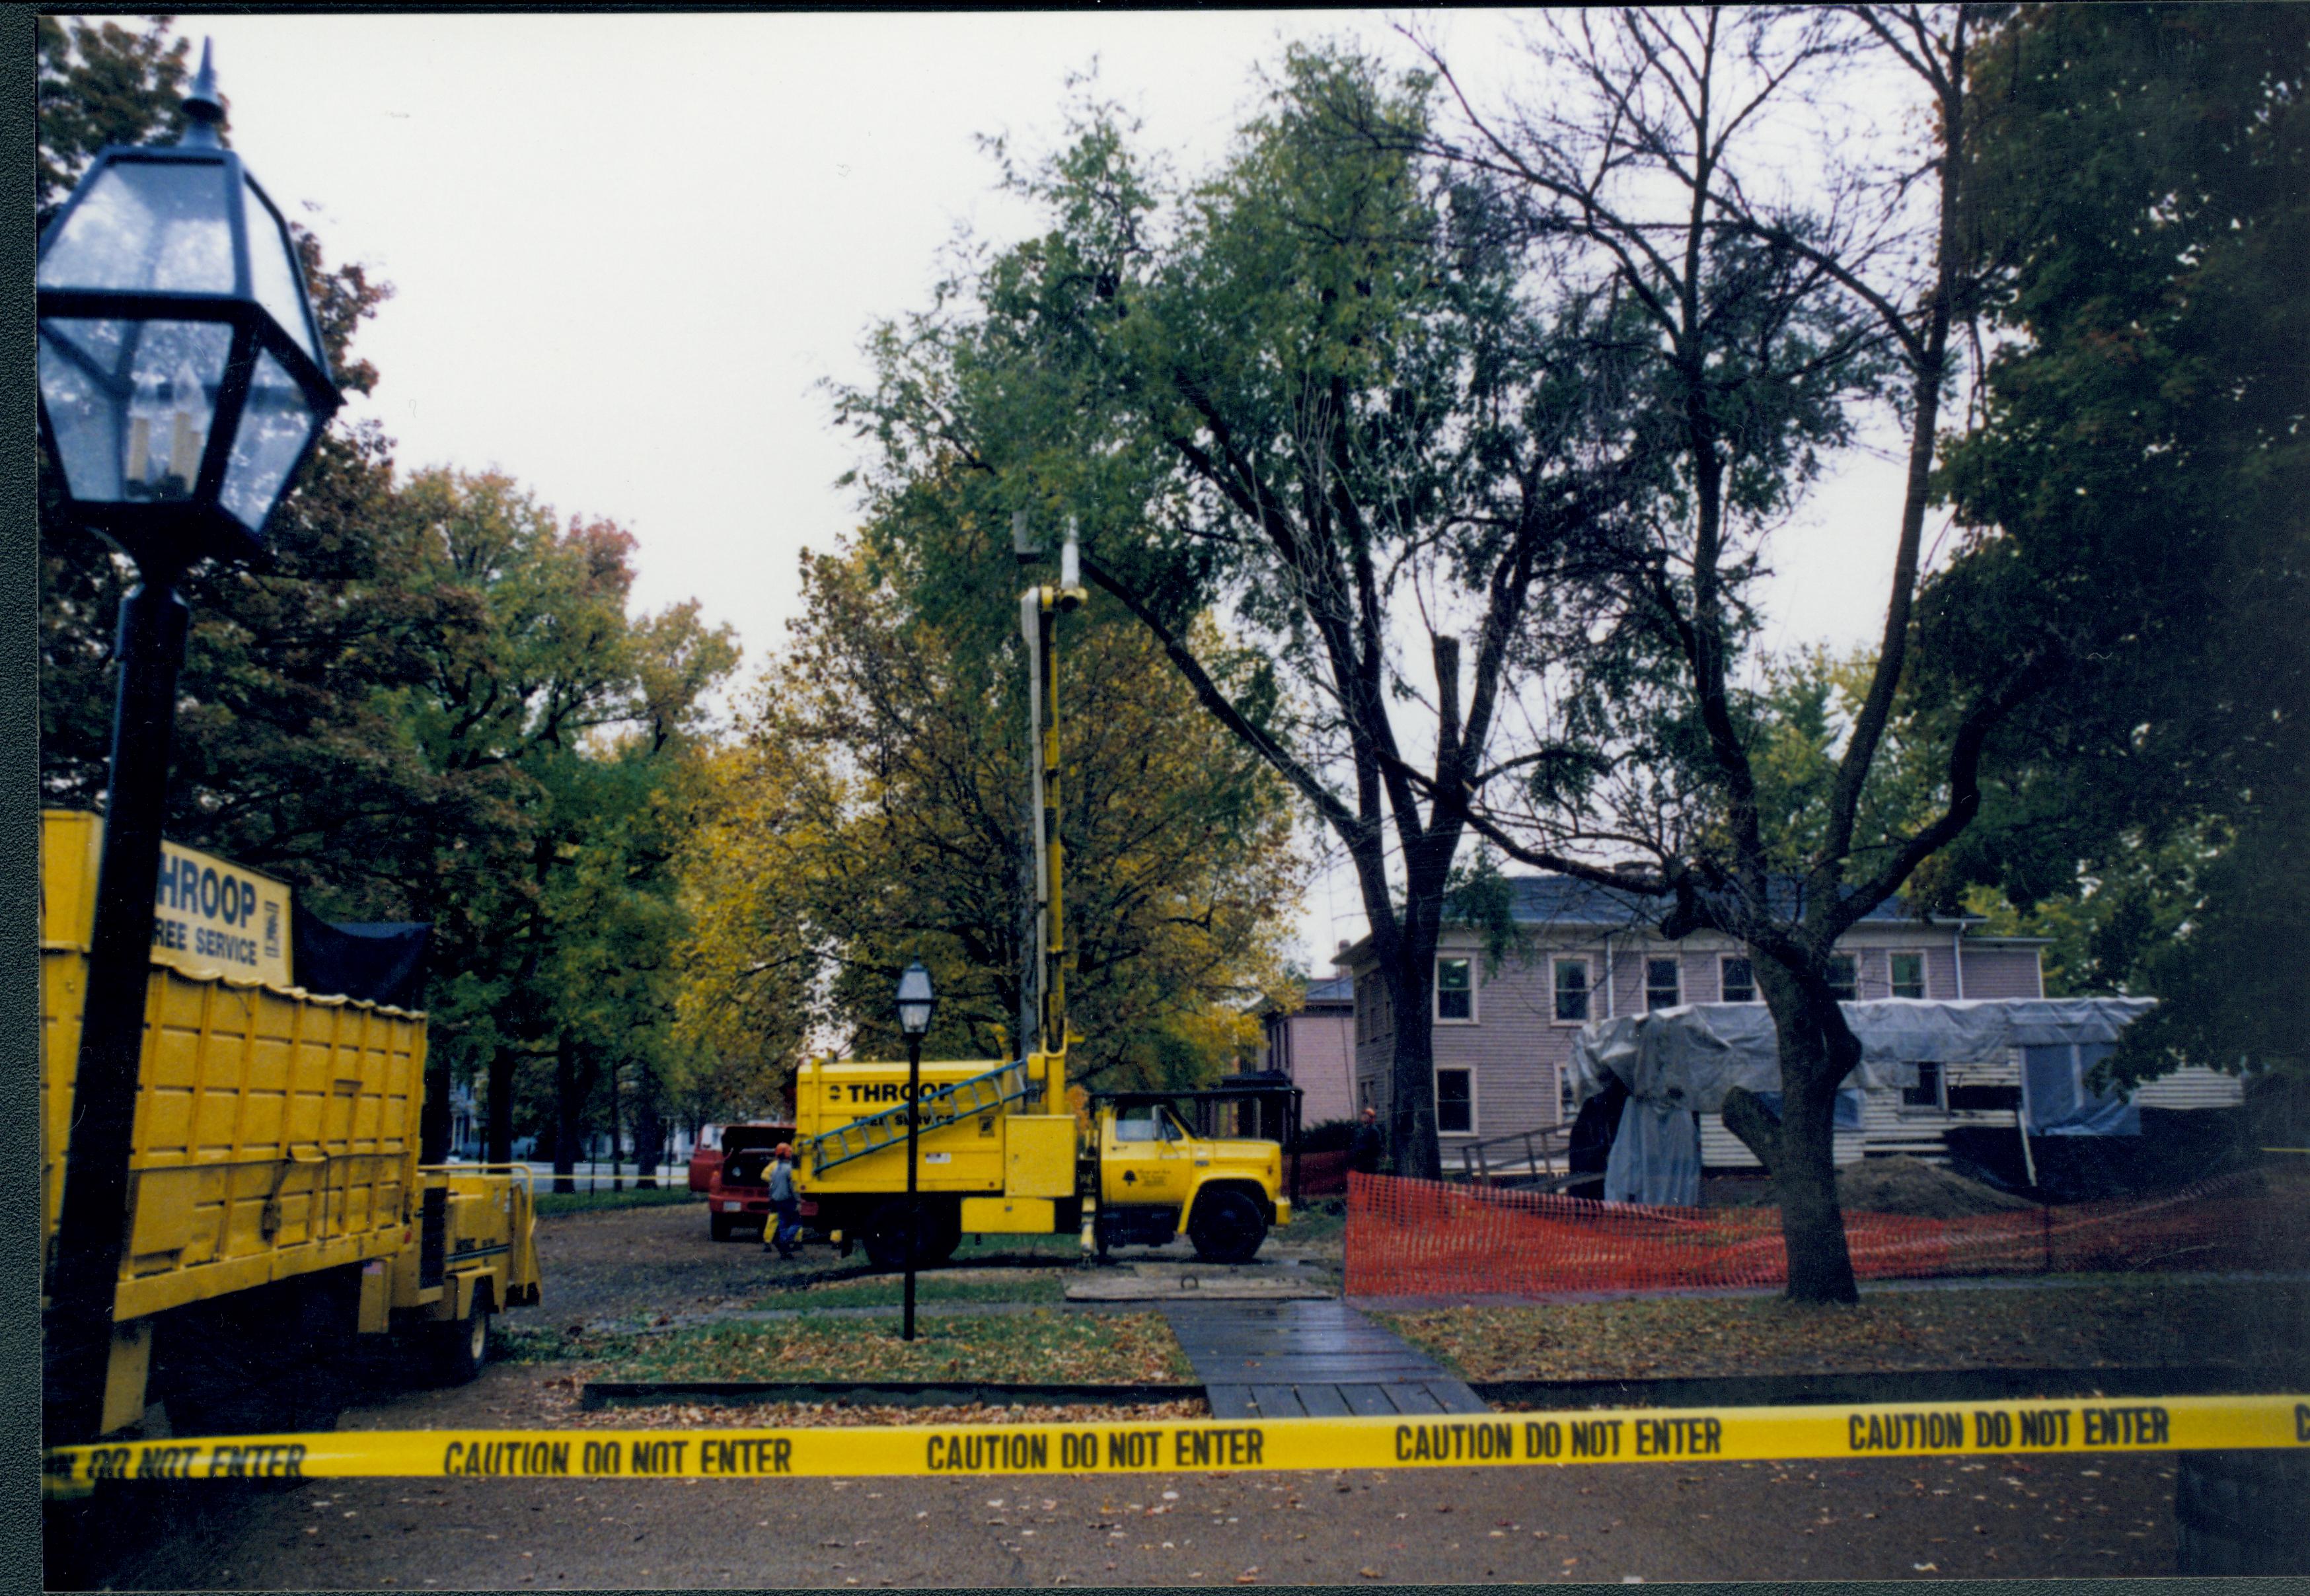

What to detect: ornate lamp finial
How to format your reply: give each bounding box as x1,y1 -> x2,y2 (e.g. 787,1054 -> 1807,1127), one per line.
180,39 -> 224,147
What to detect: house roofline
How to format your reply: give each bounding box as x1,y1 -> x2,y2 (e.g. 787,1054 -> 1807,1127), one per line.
1330,914 -> 2006,974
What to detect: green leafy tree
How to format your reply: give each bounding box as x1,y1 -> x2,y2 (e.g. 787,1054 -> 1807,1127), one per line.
833,49 -> 1659,1177
1921,2 -> 2310,1089
676,538 -> 1301,1106
1399,7 -> 2035,1301
386,469 -> 737,1165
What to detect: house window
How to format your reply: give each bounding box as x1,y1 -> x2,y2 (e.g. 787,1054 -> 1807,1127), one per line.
1436,957 -> 1474,1022
1553,958 -> 1591,1022
1827,954 -> 1858,1002
1890,951 -> 1925,1001
1721,956 -> 1756,1003
1902,1060 -> 1944,1111
1358,1077 -> 1377,1112
1645,958 -> 1681,1011
1436,1068 -> 1473,1134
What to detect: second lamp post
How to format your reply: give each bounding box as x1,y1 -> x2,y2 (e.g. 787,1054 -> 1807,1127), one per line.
895,961 -> 936,1341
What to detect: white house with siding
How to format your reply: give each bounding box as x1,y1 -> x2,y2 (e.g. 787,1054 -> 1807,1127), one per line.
1341,873 -> 2240,1174
1340,873 -> 2043,1156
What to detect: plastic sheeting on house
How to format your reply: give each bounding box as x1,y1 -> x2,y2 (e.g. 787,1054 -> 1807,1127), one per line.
1603,1095 -> 1700,1206
2025,1042 -> 2141,1136
1569,998 -> 2157,1113
1570,998 -> 2156,1204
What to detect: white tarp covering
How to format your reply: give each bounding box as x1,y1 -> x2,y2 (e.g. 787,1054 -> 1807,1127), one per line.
1602,1095 -> 1701,1206
1571,998 -> 2157,1113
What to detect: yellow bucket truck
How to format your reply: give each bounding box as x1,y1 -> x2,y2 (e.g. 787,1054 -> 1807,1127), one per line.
40,811 -> 541,1439
792,524 -> 1293,1268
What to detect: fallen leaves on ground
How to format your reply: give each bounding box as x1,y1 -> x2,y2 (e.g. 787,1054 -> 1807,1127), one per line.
1376,1279 -> 2309,1381
503,1309 -> 1194,1384
576,1396 -> 1209,1430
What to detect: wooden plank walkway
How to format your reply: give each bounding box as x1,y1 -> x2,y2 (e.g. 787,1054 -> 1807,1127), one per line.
1160,1297 -> 1491,1420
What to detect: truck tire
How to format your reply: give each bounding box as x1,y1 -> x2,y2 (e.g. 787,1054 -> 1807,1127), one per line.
710,1211 -> 737,1242
433,1299 -> 493,1386
1188,1188 -> 1267,1264
159,1269 -> 356,1437
862,1199 -> 959,1270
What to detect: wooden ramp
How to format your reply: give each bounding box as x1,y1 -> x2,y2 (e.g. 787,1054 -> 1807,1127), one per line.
1160,1297 -> 1490,1420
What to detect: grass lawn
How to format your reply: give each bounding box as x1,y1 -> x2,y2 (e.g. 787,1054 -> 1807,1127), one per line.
500,1310 -> 1191,1385
533,1185 -> 698,1217
1378,1278 -> 2310,1383
950,1231 -> 1084,1261
1284,1197 -> 1348,1245
754,1272 -> 1067,1311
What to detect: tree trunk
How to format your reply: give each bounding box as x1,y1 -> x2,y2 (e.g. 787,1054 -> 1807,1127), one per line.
552,1043 -> 579,1196
1755,958 -> 1861,1305
485,1046 -> 515,1165
1386,933 -> 1444,1181
608,1058 -> 624,1193
636,1091 -> 662,1189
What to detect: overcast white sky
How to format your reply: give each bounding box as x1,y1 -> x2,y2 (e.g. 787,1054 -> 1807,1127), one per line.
164,11 -> 1921,968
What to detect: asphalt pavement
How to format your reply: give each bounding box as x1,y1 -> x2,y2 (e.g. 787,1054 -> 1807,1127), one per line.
56,1446 -> 2184,1586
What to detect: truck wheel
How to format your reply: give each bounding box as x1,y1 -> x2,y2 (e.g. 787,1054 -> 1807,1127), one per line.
862,1200 -> 955,1270
710,1211 -> 736,1242
434,1301 -> 492,1385
1188,1189 -> 1267,1264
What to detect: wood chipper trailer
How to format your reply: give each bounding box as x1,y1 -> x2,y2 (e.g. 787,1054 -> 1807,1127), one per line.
39,810 -> 541,1439
792,523 -> 1292,1267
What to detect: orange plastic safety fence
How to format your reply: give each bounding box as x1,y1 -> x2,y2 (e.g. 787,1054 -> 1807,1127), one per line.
1342,1169 -> 2303,1298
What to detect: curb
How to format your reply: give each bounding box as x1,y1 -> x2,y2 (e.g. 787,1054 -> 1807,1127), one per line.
1469,1363 -> 2310,1410
581,1363 -> 2307,1414
580,1381 -> 1205,1410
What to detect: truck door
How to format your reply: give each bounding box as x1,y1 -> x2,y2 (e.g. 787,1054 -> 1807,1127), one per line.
1101,1104 -> 1188,1207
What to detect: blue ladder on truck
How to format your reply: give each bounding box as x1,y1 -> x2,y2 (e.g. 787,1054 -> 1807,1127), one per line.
802,1058 -> 1040,1175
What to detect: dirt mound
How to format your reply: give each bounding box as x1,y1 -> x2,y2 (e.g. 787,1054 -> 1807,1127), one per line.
1837,1155 -> 2035,1219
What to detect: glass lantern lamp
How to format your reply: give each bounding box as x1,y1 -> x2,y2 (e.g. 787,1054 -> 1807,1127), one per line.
897,960 -> 938,1039
36,42 -> 341,575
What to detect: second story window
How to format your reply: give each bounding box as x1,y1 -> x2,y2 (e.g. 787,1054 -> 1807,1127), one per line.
1890,951 -> 1926,1000
1553,957 -> 1591,1022
1721,955 -> 1756,1003
1645,958 -> 1681,1011
1436,957 -> 1474,1021
1828,954 -> 1859,1003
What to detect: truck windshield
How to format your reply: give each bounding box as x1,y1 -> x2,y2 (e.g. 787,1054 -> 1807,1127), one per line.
1111,1105 -> 1184,1143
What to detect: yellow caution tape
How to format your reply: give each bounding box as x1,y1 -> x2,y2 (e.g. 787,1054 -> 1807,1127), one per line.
45,1395 -> 2309,1494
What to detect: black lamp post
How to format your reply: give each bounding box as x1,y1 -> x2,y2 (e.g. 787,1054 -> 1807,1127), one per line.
38,43 -> 341,1445
895,960 -> 936,1342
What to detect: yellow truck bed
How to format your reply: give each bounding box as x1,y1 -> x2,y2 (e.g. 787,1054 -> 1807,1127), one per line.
41,947 -> 424,1324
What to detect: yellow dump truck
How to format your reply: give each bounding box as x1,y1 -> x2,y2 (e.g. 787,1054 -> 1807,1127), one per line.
792,523 -> 1292,1268
39,811 -> 540,1438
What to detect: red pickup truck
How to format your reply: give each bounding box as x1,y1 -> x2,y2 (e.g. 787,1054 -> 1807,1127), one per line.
693,1123 -> 798,1242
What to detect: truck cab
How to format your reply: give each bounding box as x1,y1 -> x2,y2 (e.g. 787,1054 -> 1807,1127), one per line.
1091,1094 -> 1294,1262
